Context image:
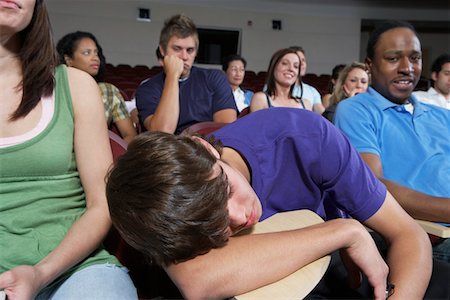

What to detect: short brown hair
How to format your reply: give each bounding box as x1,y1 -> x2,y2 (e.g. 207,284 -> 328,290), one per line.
106,132 -> 230,266
159,14 -> 199,53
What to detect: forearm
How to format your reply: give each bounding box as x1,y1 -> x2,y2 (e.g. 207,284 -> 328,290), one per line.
381,178 -> 450,222
115,118 -> 137,144
148,74 -> 180,133
33,205 -> 111,289
213,109 -> 237,124
167,218 -> 372,300
384,226 -> 432,299
364,192 -> 433,299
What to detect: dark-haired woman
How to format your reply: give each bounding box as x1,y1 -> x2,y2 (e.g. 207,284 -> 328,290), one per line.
250,48 -> 312,112
57,31 -> 136,143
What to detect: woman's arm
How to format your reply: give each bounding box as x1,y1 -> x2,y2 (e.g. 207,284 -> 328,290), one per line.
115,117 -> 137,144
249,92 -> 269,112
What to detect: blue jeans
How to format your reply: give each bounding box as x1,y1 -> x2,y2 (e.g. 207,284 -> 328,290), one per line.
36,263 -> 137,300
433,238 -> 450,263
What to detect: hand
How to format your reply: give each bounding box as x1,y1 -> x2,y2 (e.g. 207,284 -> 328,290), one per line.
343,86 -> 363,98
0,266 -> 45,300
340,228 -> 389,300
162,55 -> 184,79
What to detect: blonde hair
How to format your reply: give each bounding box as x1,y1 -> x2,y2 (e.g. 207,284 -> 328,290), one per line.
329,62 -> 369,106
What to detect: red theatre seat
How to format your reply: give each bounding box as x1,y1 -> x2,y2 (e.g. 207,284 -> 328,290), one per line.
181,121 -> 227,136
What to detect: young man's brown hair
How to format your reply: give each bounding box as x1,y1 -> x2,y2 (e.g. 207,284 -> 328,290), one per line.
159,14 -> 199,53
106,132 -> 230,266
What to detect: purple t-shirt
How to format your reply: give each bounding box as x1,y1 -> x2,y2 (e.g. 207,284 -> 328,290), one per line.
136,66 -> 237,134
212,107 -> 386,221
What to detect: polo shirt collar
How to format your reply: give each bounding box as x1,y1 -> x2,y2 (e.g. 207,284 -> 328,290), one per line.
368,86 -> 431,117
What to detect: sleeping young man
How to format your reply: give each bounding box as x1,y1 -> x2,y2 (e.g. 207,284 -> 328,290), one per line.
105,106 -> 450,299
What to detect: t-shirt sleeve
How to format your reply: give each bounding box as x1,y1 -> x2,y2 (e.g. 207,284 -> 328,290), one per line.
209,70 -> 238,113
334,99 -> 381,156
319,119 -> 386,221
110,84 -> 131,122
135,78 -> 163,124
310,86 -> 321,105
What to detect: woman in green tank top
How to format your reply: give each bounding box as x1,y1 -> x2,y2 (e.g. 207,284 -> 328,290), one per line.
0,1 -> 136,298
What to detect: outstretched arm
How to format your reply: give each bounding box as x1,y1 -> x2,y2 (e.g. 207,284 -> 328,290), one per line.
363,191 -> 432,299
361,153 -> 450,223
166,218 -> 388,300
144,55 -> 184,133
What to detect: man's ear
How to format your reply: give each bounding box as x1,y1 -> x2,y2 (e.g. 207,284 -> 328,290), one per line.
365,58 -> 372,75
159,45 -> 165,57
431,71 -> 438,82
191,136 -> 220,159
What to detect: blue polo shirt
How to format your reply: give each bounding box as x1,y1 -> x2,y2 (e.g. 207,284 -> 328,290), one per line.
212,108 -> 386,221
136,66 -> 237,134
334,87 -> 450,197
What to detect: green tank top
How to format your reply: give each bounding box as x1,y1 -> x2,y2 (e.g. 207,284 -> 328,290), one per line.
0,65 -> 119,282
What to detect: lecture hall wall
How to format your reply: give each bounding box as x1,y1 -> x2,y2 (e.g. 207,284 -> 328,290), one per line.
46,0 -> 449,76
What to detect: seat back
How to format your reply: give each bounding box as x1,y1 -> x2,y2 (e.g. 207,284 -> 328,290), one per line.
181,121 -> 227,136
108,130 -> 128,161
239,106 -> 250,118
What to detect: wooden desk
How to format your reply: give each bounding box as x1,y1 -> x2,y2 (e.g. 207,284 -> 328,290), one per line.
416,220 -> 450,238
234,210 -> 331,300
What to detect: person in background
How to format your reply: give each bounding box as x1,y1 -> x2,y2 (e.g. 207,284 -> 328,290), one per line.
334,20 -> 450,262
251,48 -> 312,112
413,53 -> 450,110
322,63 -> 345,108
57,31 -> 137,143
136,14 -> 237,134
0,0 -> 137,298
290,46 -> 326,114
322,62 -> 369,122
222,54 -> 254,114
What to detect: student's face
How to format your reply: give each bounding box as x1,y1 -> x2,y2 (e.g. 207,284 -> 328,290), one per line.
163,35 -> 197,77
343,68 -> 369,97
296,51 -> 307,76
226,60 -> 245,89
216,160 -> 262,236
274,53 -> 300,88
65,37 -> 100,77
0,0 -> 35,35
432,62 -> 450,97
367,27 -> 422,105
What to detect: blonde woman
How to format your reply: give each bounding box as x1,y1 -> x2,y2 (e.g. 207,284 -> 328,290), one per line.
322,62 -> 369,122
